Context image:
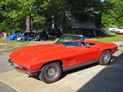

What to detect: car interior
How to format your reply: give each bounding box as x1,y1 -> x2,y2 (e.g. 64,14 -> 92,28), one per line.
81,41 -> 95,46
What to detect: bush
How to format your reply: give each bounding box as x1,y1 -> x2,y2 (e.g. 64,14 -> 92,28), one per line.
0,21 -> 26,33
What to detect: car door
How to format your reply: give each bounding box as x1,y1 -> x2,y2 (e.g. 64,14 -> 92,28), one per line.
78,44 -> 100,64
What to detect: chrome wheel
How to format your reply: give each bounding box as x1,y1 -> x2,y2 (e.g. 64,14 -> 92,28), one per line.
45,64 -> 59,80
99,50 -> 111,65
103,51 -> 110,64
39,62 -> 62,83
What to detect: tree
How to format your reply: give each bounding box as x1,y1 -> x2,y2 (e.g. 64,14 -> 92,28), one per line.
67,0 -> 104,22
101,0 -> 123,28
113,0 -> 123,27
0,0 -> 36,32
0,0 -> 118,32
34,0 -> 69,32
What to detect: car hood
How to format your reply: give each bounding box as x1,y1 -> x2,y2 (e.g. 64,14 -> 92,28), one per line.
9,44 -> 77,68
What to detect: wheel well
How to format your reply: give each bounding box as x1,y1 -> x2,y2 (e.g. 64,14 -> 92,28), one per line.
40,60 -> 63,71
102,49 -> 111,53
101,49 -> 111,55
105,49 -> 111,53
99,49 -> 111,57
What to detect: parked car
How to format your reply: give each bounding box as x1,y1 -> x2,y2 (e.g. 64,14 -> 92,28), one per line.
108,26 -> 117,32
115,27 -> 123,34
8,34 -> 118,83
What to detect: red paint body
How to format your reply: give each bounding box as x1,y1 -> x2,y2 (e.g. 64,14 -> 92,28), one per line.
9,40 -> 118,75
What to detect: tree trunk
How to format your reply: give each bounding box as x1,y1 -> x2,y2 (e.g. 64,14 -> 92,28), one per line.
26,16 -> 31,32
30,16 -> 33,28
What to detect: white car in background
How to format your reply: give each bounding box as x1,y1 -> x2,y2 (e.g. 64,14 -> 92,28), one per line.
108,26 -> 117,32
115,27 -> 123,33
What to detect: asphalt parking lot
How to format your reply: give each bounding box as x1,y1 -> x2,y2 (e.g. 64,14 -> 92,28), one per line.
0,42 -> 123,92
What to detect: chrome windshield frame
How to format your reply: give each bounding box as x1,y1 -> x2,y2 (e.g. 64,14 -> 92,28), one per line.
55,34 -> 84,47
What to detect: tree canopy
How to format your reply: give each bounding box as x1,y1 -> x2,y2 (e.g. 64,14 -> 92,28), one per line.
0,0 -> 123,32
101,0 -> 123,28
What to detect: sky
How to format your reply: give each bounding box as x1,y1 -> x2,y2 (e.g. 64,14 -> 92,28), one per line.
101,0 -> 105,2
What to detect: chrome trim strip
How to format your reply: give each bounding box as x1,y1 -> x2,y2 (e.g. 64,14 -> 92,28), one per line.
15,68 -> 39,74
58,34 -> 84,47
63,59 -> 99,72
8,59 -> 39,75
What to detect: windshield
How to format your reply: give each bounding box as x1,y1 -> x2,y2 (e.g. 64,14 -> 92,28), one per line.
55,35 -> 82,46
110,26 -> 117,28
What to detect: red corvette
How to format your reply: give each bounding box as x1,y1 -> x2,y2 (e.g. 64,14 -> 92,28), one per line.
8,34 -> 118,83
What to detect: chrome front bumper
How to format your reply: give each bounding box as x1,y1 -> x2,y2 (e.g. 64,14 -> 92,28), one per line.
8,59 -> 39,75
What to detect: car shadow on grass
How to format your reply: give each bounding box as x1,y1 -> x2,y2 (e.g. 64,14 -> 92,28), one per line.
105,33 -> 116,37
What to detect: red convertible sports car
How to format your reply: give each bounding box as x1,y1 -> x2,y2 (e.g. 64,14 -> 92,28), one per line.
8,34 -> 118,83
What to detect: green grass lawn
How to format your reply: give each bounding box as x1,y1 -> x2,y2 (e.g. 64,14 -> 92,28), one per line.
88,33 -> 123,42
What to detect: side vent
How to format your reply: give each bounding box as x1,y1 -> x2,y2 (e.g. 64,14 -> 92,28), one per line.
67,58 -> 75,66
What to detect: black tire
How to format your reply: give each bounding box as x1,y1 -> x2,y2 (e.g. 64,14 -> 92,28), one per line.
39,62 -> 62,83
99,50 -> 111,65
